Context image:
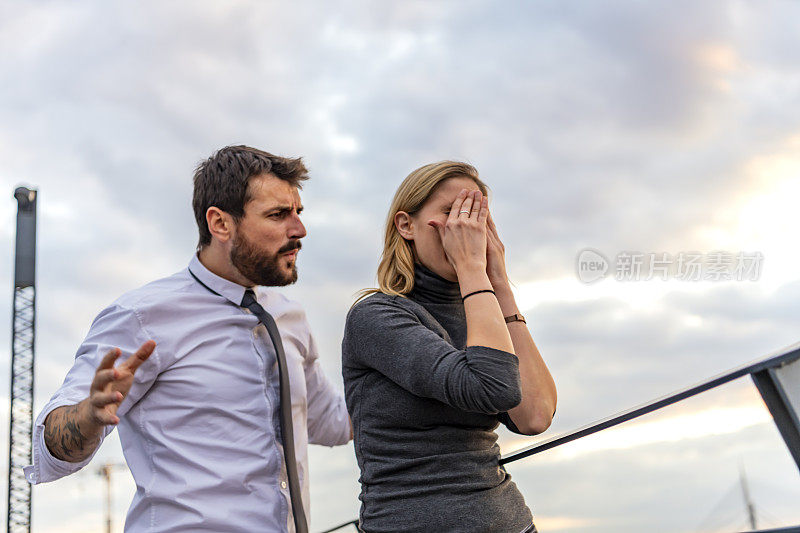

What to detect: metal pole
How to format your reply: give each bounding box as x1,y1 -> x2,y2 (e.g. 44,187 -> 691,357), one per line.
7,186 -> 37,533
739,464 -> 757,530
100,463 -> 112,533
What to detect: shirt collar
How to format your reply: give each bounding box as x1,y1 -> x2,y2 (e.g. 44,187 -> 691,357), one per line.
188,254 -> 248,307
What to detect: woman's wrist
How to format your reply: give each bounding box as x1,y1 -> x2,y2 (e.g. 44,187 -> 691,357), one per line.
494,283 -> 519,316
456,265 -> 492,296
488,273 -> 510,290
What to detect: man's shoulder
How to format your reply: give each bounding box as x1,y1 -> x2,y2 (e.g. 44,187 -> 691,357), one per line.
110,268 -> 193,313
255,288 -> 309,322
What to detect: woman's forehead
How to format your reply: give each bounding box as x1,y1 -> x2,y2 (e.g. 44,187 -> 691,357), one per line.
429,177 -> 481,205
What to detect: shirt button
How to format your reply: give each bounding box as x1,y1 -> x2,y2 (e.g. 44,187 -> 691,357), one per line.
280,481 -> 287,489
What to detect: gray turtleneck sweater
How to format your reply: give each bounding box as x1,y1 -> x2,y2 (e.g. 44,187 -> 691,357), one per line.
342,264 -> 534,533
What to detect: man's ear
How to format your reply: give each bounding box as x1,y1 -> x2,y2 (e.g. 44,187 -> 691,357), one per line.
206,206 -> 234,244
394,211 -> 415,241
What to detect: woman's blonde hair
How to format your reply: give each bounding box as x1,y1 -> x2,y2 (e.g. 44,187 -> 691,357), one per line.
356,161 -> 489,302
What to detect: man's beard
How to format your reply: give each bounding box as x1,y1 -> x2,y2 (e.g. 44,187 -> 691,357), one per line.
230,231 -> 301,287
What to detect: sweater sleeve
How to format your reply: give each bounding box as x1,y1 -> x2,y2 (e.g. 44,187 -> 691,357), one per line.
343,296 -> 522,414
497,412 -> 524,434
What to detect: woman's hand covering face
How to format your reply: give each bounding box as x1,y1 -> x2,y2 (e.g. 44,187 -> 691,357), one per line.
428,189 -> 490,274
485,211 -> 509,287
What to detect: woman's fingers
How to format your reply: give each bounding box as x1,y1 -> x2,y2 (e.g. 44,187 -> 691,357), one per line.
448,189 -> 468,224
487,211 -> 502,242
458,191 -> 475,219
477,196 -> 489,224
469,191 -> 483,219
428,220 -> 446,243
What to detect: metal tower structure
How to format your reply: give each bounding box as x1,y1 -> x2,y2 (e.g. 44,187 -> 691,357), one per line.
7,186 -> 37,533
740,464 -> 758,530
97,461 -> 127,533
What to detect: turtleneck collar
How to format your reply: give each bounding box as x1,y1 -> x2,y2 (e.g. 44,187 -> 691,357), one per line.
409,262 -> 462,304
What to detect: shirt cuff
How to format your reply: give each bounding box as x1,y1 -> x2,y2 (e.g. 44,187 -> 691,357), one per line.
327,397 -> 352,447
311,395 -> 352,447
25,398 -> 106,484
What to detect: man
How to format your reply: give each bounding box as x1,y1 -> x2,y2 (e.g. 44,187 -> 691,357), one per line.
25,145 -> 352,532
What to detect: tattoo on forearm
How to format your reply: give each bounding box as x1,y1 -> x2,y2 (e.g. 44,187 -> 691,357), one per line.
43,404 -> 101,463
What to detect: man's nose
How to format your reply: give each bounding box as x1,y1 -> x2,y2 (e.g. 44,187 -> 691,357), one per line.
288,212 -> 307,239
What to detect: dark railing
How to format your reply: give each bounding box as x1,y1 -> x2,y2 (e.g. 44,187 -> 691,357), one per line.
501,342 -> 800,467
321,341 -> 800,533
319,519 -> 359,533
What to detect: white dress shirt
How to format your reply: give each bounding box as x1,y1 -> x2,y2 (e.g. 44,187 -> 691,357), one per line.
25,255 -> 351,532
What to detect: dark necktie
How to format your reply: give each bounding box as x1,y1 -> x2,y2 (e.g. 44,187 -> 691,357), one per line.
241,289 -> 308,533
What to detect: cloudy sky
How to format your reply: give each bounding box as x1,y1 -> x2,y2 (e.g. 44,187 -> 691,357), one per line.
1,1 -> 799,532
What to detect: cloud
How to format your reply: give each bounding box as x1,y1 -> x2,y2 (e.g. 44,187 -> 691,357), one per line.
2,1 -> 800,531
506,420 -> 800,532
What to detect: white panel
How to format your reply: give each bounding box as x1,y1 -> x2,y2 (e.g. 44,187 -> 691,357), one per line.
775,357 -> 800,421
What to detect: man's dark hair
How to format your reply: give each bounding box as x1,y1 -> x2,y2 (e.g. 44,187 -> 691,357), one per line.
192,145 -> 309,249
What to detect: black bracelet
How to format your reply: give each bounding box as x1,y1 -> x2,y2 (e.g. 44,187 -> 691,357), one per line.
461,289 -> 496,302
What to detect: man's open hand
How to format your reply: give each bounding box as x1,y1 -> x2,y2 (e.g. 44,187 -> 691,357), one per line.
86,340 -> 156,426
43,339 -> 156,463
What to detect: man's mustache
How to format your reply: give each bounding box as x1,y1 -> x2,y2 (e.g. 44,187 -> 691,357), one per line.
278,240 -> 302,254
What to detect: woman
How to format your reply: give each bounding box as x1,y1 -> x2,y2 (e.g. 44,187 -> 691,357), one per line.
342,161 -> 557,533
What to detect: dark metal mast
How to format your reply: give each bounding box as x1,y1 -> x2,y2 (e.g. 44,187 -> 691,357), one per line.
739,464 -> 758,530
7,186 -> 37,533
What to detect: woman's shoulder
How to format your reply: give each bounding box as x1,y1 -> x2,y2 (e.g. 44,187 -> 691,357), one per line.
343,293 -> 417,364
347,292 -> 416,323
346,292 -> 444,335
